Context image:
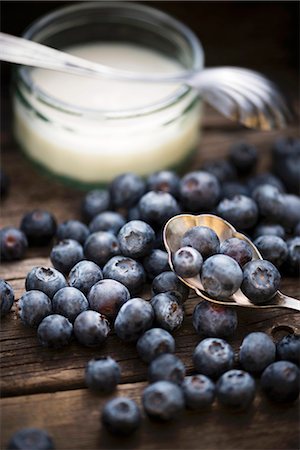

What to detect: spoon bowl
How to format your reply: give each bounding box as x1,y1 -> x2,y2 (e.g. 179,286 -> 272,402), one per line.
163,214 -> 300,311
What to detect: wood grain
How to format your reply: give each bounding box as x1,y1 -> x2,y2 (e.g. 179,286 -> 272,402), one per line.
1,381 -> 299,450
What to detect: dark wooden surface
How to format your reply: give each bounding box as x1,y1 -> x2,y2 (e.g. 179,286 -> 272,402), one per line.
1,2 -> 300,447
1,101 -> 300,449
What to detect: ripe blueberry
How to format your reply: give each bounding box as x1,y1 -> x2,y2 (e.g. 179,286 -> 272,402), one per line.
0,279 -> 14,318
68,260 -> 103,296
85,356 -> 121,393
74,310 -> 110,347
19,290 -> 52,327
193,338 -> 234,379
50,239 -> 84,274
0,227 -> 28,261
102,397 -> 141,435
88,279 -> 130,321
136,328 -> 175,363
52,287 -> 89,323
192,301 -> 238,338
37,314 -> 73,348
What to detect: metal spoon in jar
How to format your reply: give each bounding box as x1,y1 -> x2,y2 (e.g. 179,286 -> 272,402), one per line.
0,32 -> 294,130
163,213 -> 300,312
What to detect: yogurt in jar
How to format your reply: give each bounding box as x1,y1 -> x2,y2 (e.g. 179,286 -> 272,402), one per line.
14,42 -> 201,185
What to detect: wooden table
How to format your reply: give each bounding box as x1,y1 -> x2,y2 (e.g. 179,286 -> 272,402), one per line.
1,103 -> 300,450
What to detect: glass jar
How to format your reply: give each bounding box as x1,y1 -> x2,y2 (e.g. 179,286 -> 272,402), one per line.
13,2 -> 204,188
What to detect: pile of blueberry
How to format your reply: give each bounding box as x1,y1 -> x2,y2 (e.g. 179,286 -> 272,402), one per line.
1,137 -> 300,447
173,226 -> 281,304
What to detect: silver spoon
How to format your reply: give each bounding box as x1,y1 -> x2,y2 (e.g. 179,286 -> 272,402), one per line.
0,32 -> 293,130
163,213 -> 300,312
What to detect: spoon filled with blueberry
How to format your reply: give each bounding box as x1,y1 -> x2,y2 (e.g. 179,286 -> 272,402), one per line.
164,213 -> 300,311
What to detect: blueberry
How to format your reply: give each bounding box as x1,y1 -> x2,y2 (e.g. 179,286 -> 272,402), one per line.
147,170 -> 180,198
216,370 -> 256,410
142,380 -> 185,421
37,314 -> 73,348
88,279 -> 130,320
179,171 -> 220,211
143,249 -> 169,280
254,235 -> 288,268
173,246 -> 203,278
69,260 -> 103,296
20,210 -> 57,246
241,260 -> 281,304
103,255 -> 146,295
217,195 -> 258,230
127,205 -> 142,221
7,428 -> 54,450
201,159 -> 237,183
192,301 -> 238,338
0,279 -> 14,317
272,136 -> 300,161
152,227 -> 165,250
253,223 -> 285,240
85,356 -> 121,393
136,328 -> 175,363
110,172 -> 146,209
272,137 -> 300,194
261,361 -> 300,403
239,332 -> 276,373
52,287 -> 89,323
56,220 -> 89,245
277,334 -> 300,365
201,254 -> 243,299
138,191 -> 180,227
89,211 -> 126,235
0,227 -> 28,261
114,298 -> 154,342
151,293 -> 184,332
25,266 -> 67,299
229,142 -> 258,174
294,222 -> 300,236
74,310 -> 110,347
102,397 -> 141,435
118,220 -> 155,258
220,237 -> 252,267
193,338 -> 234,379
252,184 -> 285,222
285,237 -> 300,275
182,375 -> 216,410
81,189 -> 111,222
0,168 -> 10,198
280,194 -> 300,230
50,239 -> 84,274
148,353 -> 186,385
18,290 -> 52,327
181,226 -> 220,259
151,271 -> 189,303
247,172 -> 285,194
84,232 -> 119,267
221,181 -> 250,200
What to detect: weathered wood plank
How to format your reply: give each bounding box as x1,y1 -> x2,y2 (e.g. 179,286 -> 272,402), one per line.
1,380 -> 299,450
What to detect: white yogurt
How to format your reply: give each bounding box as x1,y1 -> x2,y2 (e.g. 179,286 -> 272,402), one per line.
14,42 -> 201,184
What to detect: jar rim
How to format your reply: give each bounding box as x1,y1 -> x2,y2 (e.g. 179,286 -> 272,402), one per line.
17,1 -> 204,119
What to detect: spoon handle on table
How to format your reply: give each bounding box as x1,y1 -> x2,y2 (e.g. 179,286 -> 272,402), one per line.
275,292 -> 300,312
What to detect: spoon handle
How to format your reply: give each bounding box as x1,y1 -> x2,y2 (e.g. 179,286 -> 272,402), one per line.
0,32 -> 129,79
0,32 -> 189,82
275,292 -> 300,312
